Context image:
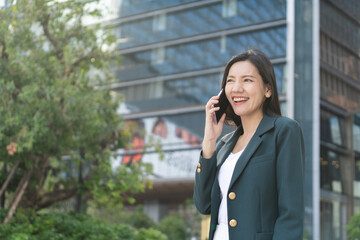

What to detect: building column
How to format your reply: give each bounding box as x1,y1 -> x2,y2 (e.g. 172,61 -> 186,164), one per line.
294,0 -> 320,239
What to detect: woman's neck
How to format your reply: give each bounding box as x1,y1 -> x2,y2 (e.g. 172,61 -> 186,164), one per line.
240,112 -> 264,136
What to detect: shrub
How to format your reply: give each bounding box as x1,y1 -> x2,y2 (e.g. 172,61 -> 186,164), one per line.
135,228 -> 167,240
346,213 -> 360,240
0,210 -> 138,240
115,225 -> 136,240
157,214 -> 188,240
125,208 -> 156,229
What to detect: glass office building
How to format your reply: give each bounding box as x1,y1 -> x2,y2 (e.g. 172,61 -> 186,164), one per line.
317,0 -> 360,240
107,0 -> 360,239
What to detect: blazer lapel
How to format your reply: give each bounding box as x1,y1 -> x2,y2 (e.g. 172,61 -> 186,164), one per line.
216,127 -> 243,166
228,115 -> 276,189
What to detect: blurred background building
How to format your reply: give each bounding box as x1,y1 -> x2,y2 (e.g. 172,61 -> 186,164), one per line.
104,0 -> 360,240
22,0 -> 355,239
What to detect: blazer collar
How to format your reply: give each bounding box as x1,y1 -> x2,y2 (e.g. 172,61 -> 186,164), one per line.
220,114 -> 276,143
256,114 -> 276,136
216,127 -> 242,166
216,115 -> 276,182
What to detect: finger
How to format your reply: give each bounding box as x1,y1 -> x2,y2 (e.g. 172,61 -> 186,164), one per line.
208,107 -> 220,114
206,99 -> 219,109
206,96 -> 220,105
219,113 -> 226,124
207,97 -> 219,105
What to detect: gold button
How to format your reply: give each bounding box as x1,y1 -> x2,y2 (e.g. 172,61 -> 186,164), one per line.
197,163 -> 201,167
229,219 -> 237,227
197,168 -> 201,173
228,192 -> 236,200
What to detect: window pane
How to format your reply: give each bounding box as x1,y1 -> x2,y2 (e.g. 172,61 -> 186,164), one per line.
116,0 -> 286,49
320,147 -> 342,193
355,156 -> 360,198
320,200 -> 342,240
118,64 -> 285,114
222,0 -> 237,18
117,27 -> 287,81
354,113 -> 360,152
321,0 -> 360,53
119,0 -> 197,17
320,110 -> 345,146
330,117 -> 342,145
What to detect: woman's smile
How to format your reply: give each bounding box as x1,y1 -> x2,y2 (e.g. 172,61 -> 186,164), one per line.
232,96 -> 249,104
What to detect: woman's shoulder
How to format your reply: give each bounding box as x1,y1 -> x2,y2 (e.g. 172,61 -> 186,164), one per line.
273,116 -> 302,131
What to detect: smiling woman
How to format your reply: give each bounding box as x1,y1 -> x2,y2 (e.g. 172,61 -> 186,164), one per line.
194,49 -> 305,240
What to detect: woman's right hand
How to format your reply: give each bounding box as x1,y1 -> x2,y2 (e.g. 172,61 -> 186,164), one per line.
202,95 -> 226,158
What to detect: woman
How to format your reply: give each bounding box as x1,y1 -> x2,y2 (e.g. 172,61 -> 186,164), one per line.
194,49 -> 305,240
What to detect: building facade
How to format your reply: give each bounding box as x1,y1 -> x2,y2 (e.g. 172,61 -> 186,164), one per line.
106,0 -> 360,239
317,0 -> 360,239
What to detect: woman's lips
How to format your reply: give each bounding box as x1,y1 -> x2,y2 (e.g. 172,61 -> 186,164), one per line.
232,97 -> 249,104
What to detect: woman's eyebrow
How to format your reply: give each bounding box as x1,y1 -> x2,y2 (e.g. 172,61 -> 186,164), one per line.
242,74 -> 256,78
227,74 -> 257,79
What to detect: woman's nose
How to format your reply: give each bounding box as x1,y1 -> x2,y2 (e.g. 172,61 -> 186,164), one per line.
232,81 -> 244,92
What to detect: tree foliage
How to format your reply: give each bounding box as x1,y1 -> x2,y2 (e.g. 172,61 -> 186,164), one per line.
0,0 -> 152,218
157,214 -> 188,240
0,209 -> 167,240
347,213 -> 360,240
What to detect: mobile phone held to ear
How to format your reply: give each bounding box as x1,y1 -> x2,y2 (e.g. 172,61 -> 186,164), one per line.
213,89 -> 229,123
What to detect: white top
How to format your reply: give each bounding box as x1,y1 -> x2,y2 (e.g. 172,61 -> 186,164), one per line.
214,150 -> 244,240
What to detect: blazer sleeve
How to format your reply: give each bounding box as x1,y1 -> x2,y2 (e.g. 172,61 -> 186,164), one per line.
273,119 -> 305,240
193,139 -> 224,215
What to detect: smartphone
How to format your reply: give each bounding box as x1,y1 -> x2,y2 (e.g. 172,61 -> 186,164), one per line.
213,89 -> 229,123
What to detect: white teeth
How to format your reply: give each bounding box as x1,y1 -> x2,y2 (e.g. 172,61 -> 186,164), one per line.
233,97 -> 249,102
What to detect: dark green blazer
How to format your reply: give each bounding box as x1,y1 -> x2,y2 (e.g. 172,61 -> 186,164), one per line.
194,115 -> 305,240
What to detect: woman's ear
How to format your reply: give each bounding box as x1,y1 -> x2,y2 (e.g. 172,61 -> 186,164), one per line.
265,85 -> 272,98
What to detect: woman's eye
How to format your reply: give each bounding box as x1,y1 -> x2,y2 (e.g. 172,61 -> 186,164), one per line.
226,79 -> 233,82
244,79 -> 252,82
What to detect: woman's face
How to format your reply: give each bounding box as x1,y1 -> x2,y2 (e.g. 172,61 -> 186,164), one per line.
225,60 -> 271,119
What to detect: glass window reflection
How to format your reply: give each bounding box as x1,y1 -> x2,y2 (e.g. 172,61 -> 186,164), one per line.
153,13 -> 167,32
118,74 -> 221,113
320,200 -> 342,240
330,117 -> 342,146
222,0 -> 237,18
116,0 -> 286,49
355,156 -> 360,198
354,113 -> 360,152
321,110 -> 345,147
116,27 -> 287,82
320,0 -> 360,53
320,147 -> 342,193
118,63 -> 285,113
119,0 -> 197,17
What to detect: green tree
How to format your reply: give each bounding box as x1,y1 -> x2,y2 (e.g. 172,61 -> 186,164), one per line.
135,228 -> 167,240
123,206 -> 156,229
158,214 -> 188,240
0,209 -> 140,240
0,0 -> 152,223
346,213 -> 360,240
88,205 -> 156,229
